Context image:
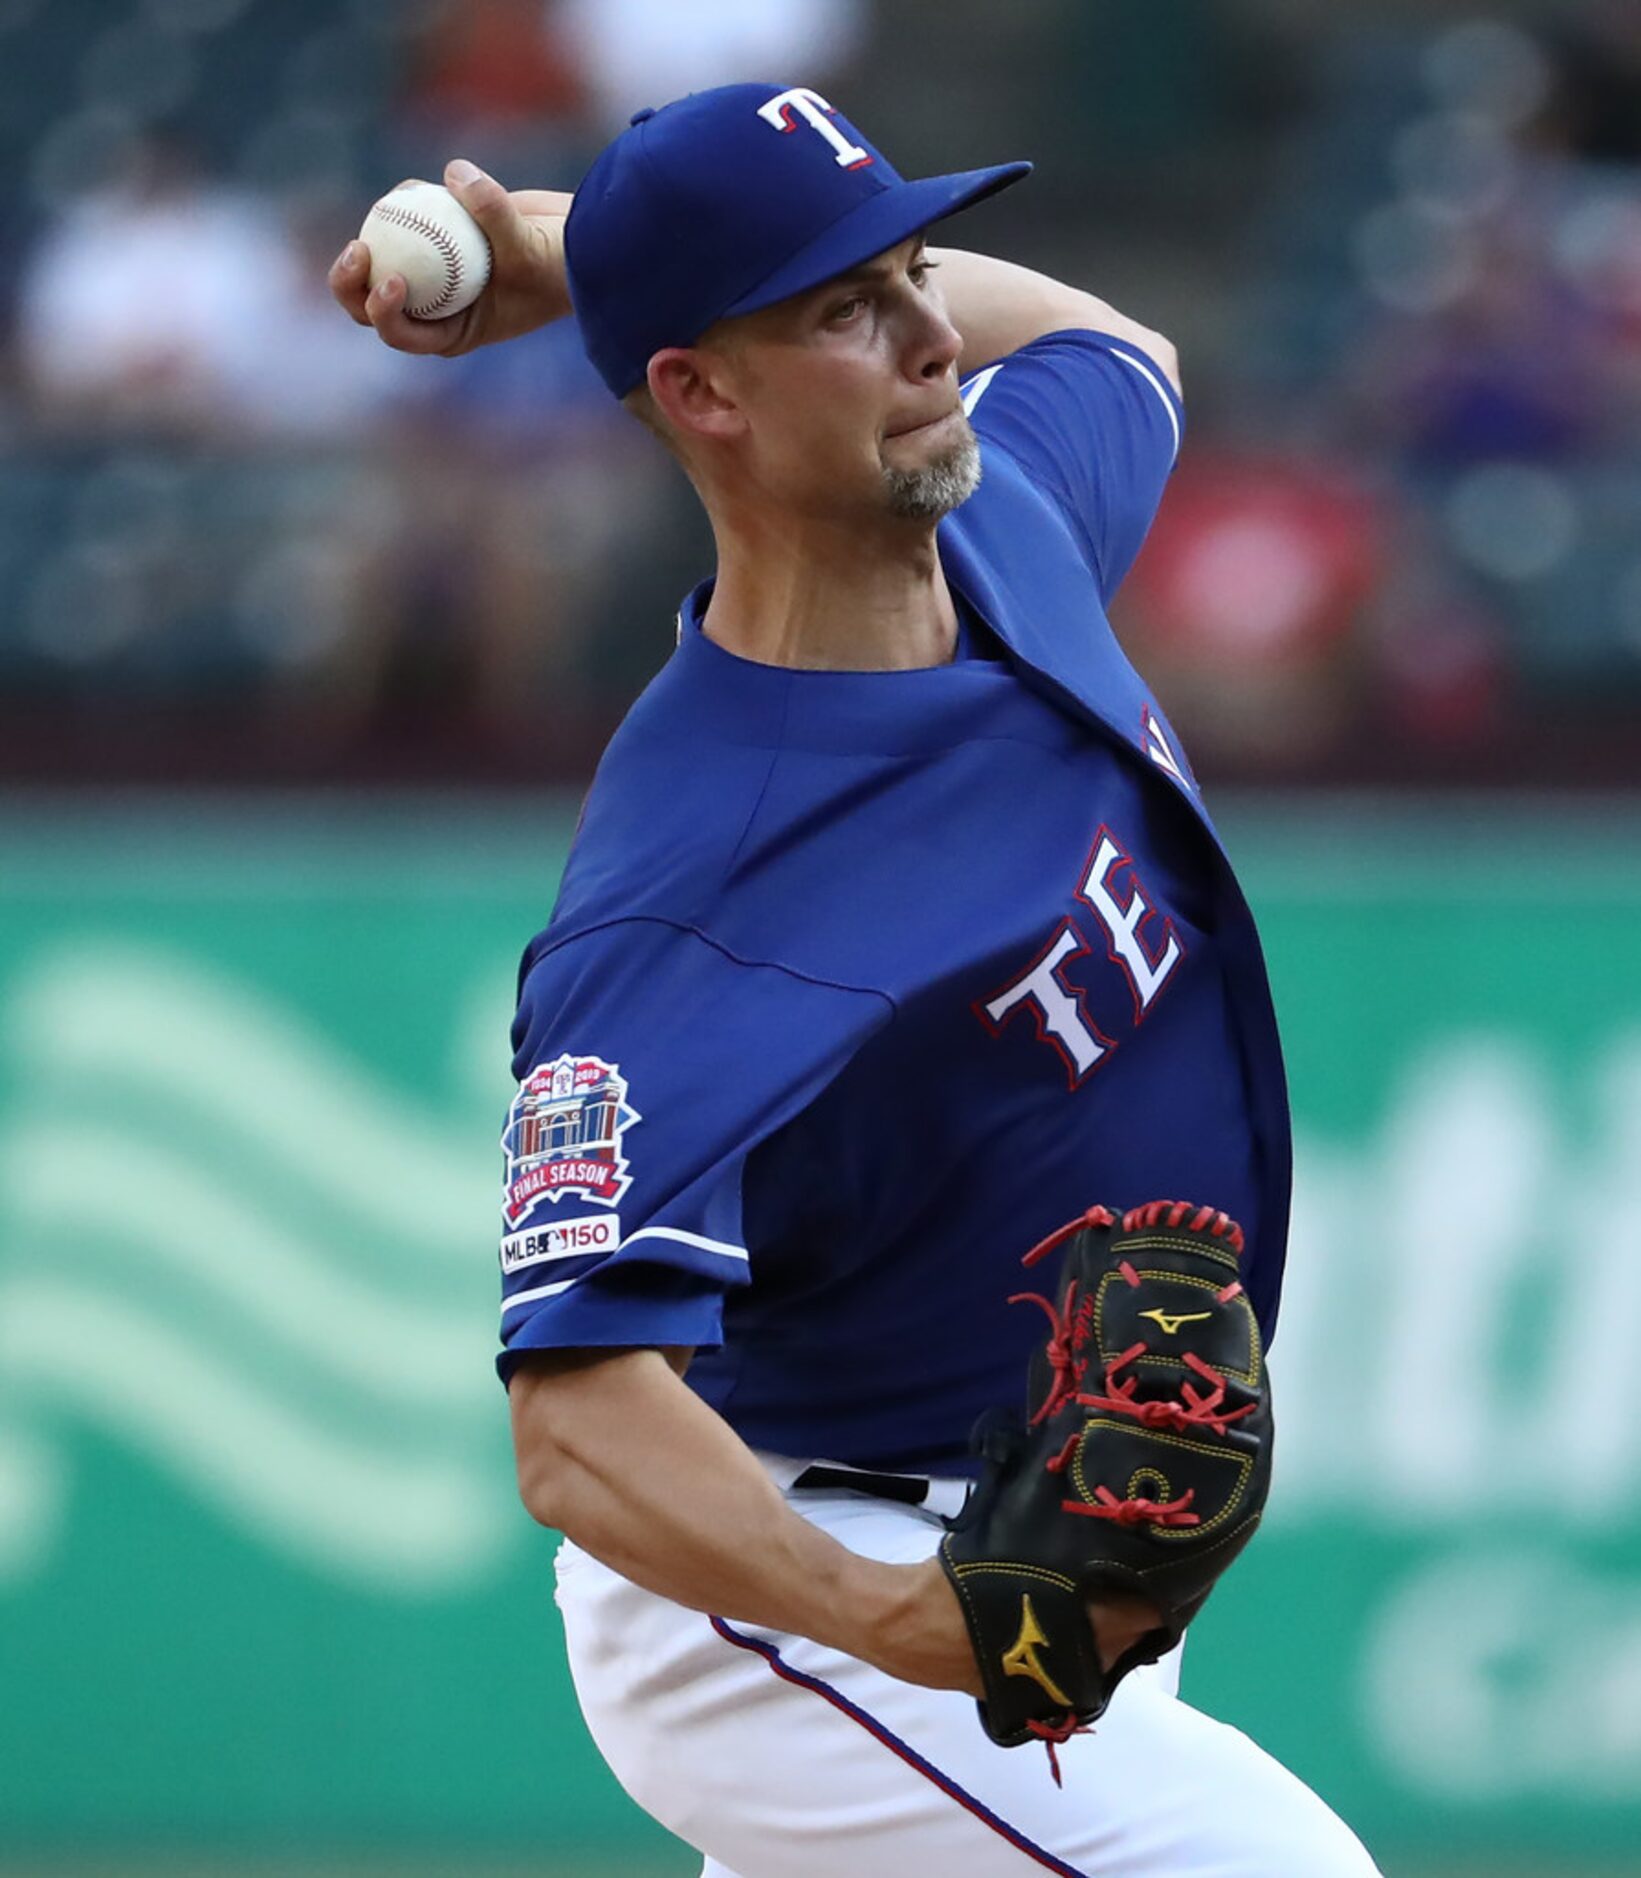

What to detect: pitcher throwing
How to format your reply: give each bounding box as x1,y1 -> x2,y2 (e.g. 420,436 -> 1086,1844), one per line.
335,81 -> 1380,1877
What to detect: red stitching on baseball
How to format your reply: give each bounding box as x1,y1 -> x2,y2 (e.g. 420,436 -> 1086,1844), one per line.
372,202 -> 469,314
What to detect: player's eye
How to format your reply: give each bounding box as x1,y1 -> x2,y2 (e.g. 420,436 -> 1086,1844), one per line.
909,258 -> 939,287
827,293 -> 868,324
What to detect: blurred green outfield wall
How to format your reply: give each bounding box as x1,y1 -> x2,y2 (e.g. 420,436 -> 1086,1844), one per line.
0,795 -> 1637,1874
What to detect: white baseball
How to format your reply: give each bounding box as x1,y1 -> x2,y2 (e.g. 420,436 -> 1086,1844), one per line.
359,180 -> 492,321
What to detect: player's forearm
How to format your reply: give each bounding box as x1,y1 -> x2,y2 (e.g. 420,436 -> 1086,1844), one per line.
929,247 -> 1181,392
509,1346 -> 980,1693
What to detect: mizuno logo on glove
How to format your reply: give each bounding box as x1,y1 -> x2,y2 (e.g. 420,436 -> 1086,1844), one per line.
1001,1594 -> 1072,1707
1138,1307 -> 1213,1336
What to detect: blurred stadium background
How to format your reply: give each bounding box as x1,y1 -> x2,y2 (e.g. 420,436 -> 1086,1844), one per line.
0,1 -> 1636,1874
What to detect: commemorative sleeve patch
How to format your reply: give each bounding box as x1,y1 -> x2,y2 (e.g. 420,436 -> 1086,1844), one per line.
501,1054 -> 641,1223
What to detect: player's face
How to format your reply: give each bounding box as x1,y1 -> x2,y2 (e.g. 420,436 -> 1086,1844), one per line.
713,236 -> 978,524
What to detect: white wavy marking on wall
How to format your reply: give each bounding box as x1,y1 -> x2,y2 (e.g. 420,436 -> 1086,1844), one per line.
4,1122 -> 490,1410
8,941 -> 488,1253
0,939 -> 518,1591
0,1282 -> 509,1591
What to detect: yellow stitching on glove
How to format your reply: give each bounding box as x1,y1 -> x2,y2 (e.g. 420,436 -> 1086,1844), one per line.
1067,1419 -> 1254,1539
1093,1270 -> 1263,1385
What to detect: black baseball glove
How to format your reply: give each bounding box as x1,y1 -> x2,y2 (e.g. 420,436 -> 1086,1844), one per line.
939,1199 -> 1272,1776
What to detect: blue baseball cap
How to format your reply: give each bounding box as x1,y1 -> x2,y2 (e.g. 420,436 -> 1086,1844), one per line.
565,82 -> 1030,398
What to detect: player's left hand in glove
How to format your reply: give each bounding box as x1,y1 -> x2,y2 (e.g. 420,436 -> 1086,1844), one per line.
939,1199 -> 1272,1780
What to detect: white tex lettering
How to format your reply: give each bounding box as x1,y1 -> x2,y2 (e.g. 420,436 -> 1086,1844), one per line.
756,87 -> 872,170
1078,830 -> 1183,1019
977,922 -> 1111,1089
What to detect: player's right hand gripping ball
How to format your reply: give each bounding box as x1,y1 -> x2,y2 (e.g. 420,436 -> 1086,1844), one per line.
940,1201 -> 1272,1772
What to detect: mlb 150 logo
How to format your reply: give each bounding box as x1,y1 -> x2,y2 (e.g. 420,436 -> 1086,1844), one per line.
500,1212 -> 622,1275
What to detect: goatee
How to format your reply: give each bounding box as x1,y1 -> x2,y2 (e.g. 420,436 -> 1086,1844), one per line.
882,418 -> 982,521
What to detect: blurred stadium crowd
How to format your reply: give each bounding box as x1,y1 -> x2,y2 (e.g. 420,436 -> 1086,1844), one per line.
0,0 -> 1636,787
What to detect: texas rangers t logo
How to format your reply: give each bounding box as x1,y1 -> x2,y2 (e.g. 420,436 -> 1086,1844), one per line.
502,1054 -> 640,1221
756,87 -> 873,169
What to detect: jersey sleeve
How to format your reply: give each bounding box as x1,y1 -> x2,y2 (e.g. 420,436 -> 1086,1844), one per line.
962,329 -> 1184,603
496,917 -> 890,1381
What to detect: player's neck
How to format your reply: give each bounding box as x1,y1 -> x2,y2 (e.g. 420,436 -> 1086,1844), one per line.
701,514 -> 958,672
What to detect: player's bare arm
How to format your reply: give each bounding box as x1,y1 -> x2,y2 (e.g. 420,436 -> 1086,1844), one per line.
508,1346 -> 1160,1693
924,245 -> 1180,395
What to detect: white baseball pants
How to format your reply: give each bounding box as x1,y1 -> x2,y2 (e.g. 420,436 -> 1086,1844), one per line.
553,1460 -> 1382,1877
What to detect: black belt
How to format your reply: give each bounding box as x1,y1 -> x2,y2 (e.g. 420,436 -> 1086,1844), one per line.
790,1464 -> 935,1506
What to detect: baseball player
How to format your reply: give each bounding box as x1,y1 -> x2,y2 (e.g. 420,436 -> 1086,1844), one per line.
334,83 -> 1380,1877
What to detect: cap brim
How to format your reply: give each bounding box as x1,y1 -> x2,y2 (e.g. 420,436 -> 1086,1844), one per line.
720,161 -> 1031,324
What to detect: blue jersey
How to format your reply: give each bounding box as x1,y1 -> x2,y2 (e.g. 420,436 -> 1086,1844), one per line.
496,329 -> 1290,1475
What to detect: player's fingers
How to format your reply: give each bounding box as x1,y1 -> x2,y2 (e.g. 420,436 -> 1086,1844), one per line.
329,239 -> 374,326
444,157 -> 530,263
364,272 -> 465,356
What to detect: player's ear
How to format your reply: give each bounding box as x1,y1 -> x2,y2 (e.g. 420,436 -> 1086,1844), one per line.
648,347 -> 746,444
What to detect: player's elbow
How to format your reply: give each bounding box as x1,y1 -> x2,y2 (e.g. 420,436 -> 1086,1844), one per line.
507,1356 -> 584,1529
1068,291 -> 1181,397
1103,314 -> 1180,398
1137,327 -> 1180,397
506,1343 -> 694,1531
513,1429 -> 569,1530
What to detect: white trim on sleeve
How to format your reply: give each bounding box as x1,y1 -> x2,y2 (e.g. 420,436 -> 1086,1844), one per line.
960,363 -> 1004,416
1112,348 -> 1181,463
501,1276 -> 579,1317
620,1225 -> 749,1263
